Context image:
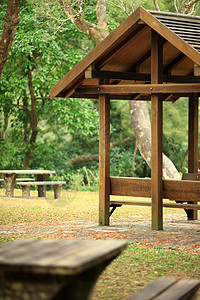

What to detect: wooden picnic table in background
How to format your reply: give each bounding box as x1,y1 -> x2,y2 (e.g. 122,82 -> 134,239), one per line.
0,238 -> 127,299
0,170 -> 55,197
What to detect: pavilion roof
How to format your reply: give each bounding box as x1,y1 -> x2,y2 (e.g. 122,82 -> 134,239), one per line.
50,6 -> 200,101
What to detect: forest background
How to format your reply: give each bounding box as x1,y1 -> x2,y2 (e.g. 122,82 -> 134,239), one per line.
0,0 -> 200,191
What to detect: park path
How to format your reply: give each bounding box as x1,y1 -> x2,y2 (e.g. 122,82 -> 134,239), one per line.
1,214 -> 200,253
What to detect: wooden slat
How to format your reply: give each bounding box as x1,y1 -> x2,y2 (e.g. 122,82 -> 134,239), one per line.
76,84 -> 200,95
99,94 -> 110,226
110,177 -> 151,197
155,279 -> 200,300
85,70 -> 200,83
110,200 -> 200,209
140,9 -> 200,66
127,278 -> 200,300
126,278 -> 177,300
0,239 -> 127,275
110,177 -> 200,202
150,10 -> 200,23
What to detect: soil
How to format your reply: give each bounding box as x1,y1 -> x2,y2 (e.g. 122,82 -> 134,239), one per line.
1,214 -> 200,253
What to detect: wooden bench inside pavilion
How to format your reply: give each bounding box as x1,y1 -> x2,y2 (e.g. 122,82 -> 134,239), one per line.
51,7 -> 200,230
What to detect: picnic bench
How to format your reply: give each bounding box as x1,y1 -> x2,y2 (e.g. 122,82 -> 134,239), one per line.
0,238 -> 127,300
0,170 -> 56,197
16,181 -> 66,199
126,278 -> 200,300
0,178 -> 35,187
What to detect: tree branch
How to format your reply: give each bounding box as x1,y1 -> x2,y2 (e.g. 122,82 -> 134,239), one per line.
153,0 -> 160,11
58,0 -> 109,44
184,0 -> 200,13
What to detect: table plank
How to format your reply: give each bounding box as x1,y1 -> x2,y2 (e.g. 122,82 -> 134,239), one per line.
0,239 -> 127,275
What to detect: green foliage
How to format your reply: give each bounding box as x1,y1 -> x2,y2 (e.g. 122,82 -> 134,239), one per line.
0,0 -> 98,169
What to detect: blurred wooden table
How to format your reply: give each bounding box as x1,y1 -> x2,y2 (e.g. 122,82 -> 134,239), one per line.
0,170 -> 55,197
0,238 -> 127,300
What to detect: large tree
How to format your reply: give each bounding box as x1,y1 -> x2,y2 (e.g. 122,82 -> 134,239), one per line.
0,2 -> 98,169
33,0 -> 200,180
0,0 -> 20,79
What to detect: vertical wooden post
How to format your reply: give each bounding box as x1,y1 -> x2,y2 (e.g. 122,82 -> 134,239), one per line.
187,64 -> 199,220
188,94 -> 199,173
99,94 -> 110,226
151,30 -> 163,230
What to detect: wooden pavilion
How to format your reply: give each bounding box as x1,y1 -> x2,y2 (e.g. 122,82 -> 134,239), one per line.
50,7 -> 200,230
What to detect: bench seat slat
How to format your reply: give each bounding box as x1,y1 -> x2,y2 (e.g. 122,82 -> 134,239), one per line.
16,181 -> 66,199
126,278 -> 177,300
126,279 -> 200,300
155,279 -> 200,300
110,200 -> 200,210
16,181 -> 65,185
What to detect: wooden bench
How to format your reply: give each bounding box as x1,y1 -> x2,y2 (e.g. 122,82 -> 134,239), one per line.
16,181 -> 66,199
126,278 -> 200,300
0,178 -> 35,188
0,238 -> 127,299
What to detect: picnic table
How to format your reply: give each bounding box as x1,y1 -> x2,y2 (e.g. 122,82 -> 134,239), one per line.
0,238 -> 127,300
0,170 -> 55,197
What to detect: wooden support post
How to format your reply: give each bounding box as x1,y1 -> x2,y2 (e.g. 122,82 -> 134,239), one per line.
188,94 -> 199,173
99,94 -> 110,226
188,94 -> 199,220
151,30 -> 163,230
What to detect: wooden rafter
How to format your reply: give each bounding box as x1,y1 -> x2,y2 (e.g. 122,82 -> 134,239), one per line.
76,83 -> 200,95
85,69 -> 200,83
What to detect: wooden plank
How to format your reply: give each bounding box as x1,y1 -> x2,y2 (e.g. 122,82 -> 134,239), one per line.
140,8 -> 200,66
155,279 -> 200,300
163,53 -> 186,74
126,278 -> 177,300
151,29 -> 163,230
76,83 -> 200,95
0,239 -> 127,275
110,177 -> 151,197
50,7 -> 142,99
110,177 -> 200,202
99,94 -> 110,226
16,181 -> 65,185
110,200 -> 200,209
85,69 -> 200,83
150,10 -> 200,23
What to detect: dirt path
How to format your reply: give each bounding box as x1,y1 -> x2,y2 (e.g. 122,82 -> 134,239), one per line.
1,214 -> 200,252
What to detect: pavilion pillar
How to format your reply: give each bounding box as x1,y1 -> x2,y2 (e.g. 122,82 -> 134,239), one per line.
188,92 -> 199,220
151,30 -> 163,230
99,94 -> 110,226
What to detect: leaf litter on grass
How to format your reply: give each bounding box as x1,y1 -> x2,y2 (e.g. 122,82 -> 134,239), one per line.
0,190 -> 200,299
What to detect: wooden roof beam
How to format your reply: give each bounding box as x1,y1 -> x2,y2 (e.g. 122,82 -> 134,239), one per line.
163,53 -> 186,74
76,83 -> 200,95
85,69 -> 200,83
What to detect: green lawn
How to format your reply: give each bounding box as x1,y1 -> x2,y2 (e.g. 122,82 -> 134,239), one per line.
0,188 -> 199,299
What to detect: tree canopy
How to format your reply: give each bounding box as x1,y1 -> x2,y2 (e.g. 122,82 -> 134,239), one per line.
0,0 -> 200,189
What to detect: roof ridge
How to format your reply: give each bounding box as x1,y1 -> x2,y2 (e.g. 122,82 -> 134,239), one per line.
148,9 -> 200,21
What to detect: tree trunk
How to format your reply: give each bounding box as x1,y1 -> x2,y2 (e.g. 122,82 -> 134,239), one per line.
24,66 -> 38,168
0,111 -> 9,140
129,100 -> 181,180
0,0 -> 20,79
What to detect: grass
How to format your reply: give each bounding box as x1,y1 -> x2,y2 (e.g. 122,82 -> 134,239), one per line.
93,245 -> 200,299
0,188 -> 199,299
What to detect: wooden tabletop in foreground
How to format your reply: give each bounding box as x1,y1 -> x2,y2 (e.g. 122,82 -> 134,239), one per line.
0,239 -> 127,275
